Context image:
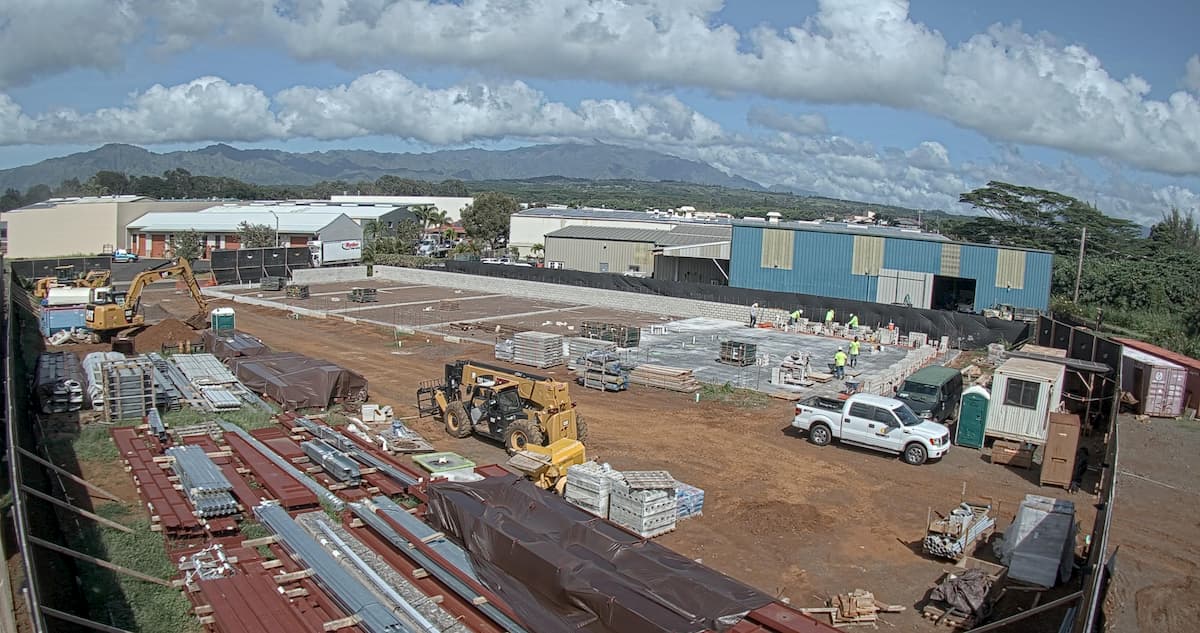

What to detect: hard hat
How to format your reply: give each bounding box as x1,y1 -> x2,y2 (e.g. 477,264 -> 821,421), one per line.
838,346 -> 844,351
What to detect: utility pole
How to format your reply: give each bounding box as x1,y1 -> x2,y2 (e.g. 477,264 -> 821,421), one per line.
1072,227 -> 1087,304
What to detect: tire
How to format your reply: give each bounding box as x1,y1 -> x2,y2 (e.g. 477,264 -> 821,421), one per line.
573,414 -> 589,444
443,402 -> 472,438
808,423 -> 832,446
903,442 -> 928,465
504,420 -> 545,454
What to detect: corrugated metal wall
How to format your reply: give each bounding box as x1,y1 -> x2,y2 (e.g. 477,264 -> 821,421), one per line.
729,225 -> 1052,312
653,256 -> 728,285
544,237 -> 655,274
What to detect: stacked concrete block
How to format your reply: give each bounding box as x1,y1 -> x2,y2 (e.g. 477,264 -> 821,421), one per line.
564,462 -> 625,518
512,331 -> 564,368
609,481 -> 678,538
494,339 -> 514,361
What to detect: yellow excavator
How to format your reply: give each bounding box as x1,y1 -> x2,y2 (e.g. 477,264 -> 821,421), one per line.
417,360 -> 588,490
85,258 -> 209,339
34,268 -> 112,298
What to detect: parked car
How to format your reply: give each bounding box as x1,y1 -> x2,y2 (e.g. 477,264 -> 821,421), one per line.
792,393 -> 950,465
111,249 -> 139,263
895,365 -> 964,424
481,256 -> 532,267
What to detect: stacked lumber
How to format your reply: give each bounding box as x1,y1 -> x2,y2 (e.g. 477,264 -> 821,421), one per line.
512,331 -> 563,368
805,590 -> 905,627
628,364 -> 700,393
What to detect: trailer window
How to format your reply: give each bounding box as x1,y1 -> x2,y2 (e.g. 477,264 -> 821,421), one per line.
1004,378 -> 1041,410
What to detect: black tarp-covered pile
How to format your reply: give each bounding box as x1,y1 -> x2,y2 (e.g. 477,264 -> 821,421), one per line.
201,329 -> 272,361
228,352 -> 367,410
425,474 -> 773,633
439,262 -> 1029,348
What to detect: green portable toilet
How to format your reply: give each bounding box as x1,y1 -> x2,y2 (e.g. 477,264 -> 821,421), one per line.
955,385 -> 990,449
210,307 -> 236,334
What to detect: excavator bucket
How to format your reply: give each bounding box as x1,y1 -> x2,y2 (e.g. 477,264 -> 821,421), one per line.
184,312 -> 209,330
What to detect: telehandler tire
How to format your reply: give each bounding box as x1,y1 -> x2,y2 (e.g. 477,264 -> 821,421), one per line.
504,420 -> 545,454
443,402 -> 472,438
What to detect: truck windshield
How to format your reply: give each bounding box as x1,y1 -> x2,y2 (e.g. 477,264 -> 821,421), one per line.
893,405 -> 922,427
898,382 -> 938,402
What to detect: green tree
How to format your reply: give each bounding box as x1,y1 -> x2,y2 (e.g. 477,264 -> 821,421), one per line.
1149,208 -> 1200,251
531,242 -> 544,262
237,222 -> 277,248
168,229 -> 204,262
84,170 -> 132,196
461,192 -> 518,249
0,188 -> 21,211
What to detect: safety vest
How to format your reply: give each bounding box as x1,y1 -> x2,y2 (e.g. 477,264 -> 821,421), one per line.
849,341 -> 861,355
834,351 -> 847,366
825,310 -> 834,322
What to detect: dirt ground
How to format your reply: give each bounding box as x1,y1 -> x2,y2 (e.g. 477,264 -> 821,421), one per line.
1104,416 -> 1200,633
130,286 -> 1108,632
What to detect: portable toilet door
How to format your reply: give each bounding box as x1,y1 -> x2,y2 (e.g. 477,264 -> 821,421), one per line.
955,385 -> 990,449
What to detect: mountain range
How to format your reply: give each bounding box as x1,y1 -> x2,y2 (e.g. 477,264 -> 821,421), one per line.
0,142 -> 774,193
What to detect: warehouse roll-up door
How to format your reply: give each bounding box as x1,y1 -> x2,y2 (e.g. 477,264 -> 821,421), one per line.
852,236 -> 884,275
760,229 -> 794,270
995,249 -> 1026,289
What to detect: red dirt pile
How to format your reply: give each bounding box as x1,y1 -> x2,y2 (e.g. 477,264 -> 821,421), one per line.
133,318 -> 201,353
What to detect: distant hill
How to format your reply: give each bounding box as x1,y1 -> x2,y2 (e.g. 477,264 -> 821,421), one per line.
0,142 -> 765,192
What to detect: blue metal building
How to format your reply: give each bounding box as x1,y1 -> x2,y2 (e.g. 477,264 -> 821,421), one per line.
729,220 -> 1053,313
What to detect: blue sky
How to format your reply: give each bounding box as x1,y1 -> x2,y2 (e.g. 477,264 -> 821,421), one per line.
1,0 -> 1198,223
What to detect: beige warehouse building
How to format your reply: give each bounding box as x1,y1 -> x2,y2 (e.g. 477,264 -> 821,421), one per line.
543,224 -> 732,284
1,196 -> 217,258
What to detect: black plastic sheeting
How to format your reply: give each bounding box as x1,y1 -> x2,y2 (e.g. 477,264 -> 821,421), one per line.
211,247 -> 310,285
200,329 -> 272,361
228,351 -> 368,410
425,474 -> 773,633
10,257 -> 111,282
438,262 -> 1029,349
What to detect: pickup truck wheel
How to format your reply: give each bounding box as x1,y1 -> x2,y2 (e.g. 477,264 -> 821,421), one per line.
808,424 -> 832,446
903,442 -> 928,465
443,402 -> 472,438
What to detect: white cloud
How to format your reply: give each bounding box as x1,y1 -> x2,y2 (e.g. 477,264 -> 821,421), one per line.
1185,55 -> 1200,93
0,0 -> 138,88
747,106 -> 829,135
0,77 -> 283,144
1,70 -> 1197,226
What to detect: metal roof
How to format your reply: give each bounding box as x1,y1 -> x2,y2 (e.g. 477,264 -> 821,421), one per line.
1120,345 -> 1185,369
545,225 -> 670,242
1005,351 -> 1112,374
658,225 -> 731,246
518,206 -> 732,226
199,202 -> 403,219
1114,337 -> 1200,372
733,219 -> 1054,254
11,195 -> 151,211
996,356 -> 1066,381
127,210 -> 352,233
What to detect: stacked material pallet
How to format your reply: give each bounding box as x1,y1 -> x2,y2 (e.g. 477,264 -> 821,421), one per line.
719,340 -> 757,366
512,331 -> 563,368
494,339 -> 514,361
564,462 -> 625,518
628,364 -> 701,393
285,284 -> 310,299
580,321 -> 640,347
567,337 -> 617,361
609,471 -> 678,538
165,445 -> 239,518
101,358 -> 157,422
143,354 -> 183,411
259,276 -> 286,291
82,351 -> 125,410
35,352 -> 86,413
674,481 -> 705,520
577,350 -> 629,391
348,287 -> 378,303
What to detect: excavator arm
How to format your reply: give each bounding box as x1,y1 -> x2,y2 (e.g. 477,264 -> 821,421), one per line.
125,258 -> 208,316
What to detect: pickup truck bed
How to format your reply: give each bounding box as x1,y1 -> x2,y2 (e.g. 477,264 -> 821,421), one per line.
799,395 -> 844,412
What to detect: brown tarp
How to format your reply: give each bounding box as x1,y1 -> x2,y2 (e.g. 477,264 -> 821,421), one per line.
228,352 -> 368,410
201,329 -> 272,361
425,474 -> 772,633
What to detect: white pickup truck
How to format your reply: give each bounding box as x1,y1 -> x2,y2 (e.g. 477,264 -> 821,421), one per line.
793,393 -> 951,465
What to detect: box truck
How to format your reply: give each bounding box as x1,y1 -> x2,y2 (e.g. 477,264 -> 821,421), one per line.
309,239 -> 362,267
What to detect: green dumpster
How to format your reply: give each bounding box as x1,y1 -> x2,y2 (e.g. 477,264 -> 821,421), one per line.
955,385 -> 990,449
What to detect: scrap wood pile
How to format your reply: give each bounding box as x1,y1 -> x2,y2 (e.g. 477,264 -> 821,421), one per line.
628,364 -> 700,393
803,589 -> 905,627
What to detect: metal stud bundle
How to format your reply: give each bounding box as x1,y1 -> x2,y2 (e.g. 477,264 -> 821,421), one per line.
165,445 -> 238,518
512,331 -> 563,368
34,352 -> 86,413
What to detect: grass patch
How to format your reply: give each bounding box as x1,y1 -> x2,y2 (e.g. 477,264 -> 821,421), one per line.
162,407 -> 275,431
238,521 -> 276,559
698,383 -> 772,409
67,504 -> 199,633
42,424 -> 122,462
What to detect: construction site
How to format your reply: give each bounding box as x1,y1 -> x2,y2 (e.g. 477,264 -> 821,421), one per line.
1,261 -> 1166,633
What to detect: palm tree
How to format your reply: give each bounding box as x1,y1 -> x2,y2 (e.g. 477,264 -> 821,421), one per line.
427,209 -> 450,232
531,242 -> 544,263
411,206 -> 433,236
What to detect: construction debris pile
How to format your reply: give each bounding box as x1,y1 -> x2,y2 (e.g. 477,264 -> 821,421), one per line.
923,502 -> 996,561
814,590 -> 906,627
628,364 -> 701,393
34,352 -> 85,413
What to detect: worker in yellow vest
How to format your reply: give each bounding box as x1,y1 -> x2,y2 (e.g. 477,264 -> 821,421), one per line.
847,313 -> 859,330
849,337 -> 861,368
833,347 -> 848,379
788,308 -> 802,326
824,308 -> 835,327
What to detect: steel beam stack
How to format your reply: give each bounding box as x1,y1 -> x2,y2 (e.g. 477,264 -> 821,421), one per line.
512,331 -> 563,368
100,358 -> 157,422
219,422 -> 344,511
290,416 -> 419,488
255,504 -> 414,633
576,350 -> 629,392
300,440 -> 362,485
166,445 -> 239,518
172,353 -> 238,386
564,462 -> 626,518
143,354 -> 183,411
34,352 -> 85,413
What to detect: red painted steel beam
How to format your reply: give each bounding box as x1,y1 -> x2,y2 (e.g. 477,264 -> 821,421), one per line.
223,432 -> 318,510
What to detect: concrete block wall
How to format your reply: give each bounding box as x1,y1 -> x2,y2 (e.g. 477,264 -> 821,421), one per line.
292,266 -> 369,284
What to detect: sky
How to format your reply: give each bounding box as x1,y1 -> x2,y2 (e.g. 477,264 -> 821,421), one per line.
1,0 -> 1198,224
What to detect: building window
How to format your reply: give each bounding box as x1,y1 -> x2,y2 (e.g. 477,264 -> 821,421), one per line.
599,262 -> 609,272
1004,378 -> 1041,410
627,265 -> 640,272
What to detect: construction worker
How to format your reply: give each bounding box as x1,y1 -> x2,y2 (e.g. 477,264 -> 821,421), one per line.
788,308 -> 802,327
749,302 -> 759,327
833,347 -> 848,379
849,336 -> 861,368
825,308 -> 835,327
848,313 -> 859,330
